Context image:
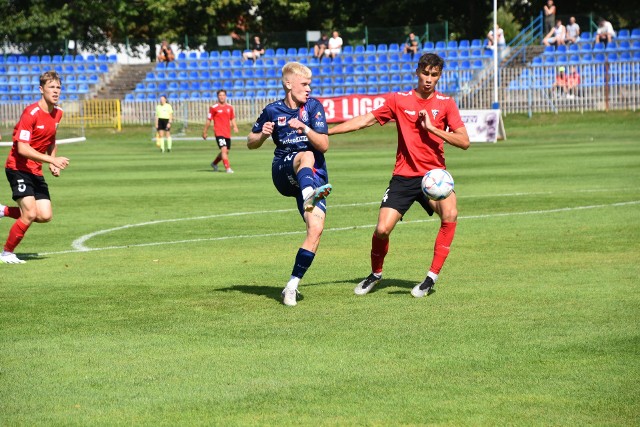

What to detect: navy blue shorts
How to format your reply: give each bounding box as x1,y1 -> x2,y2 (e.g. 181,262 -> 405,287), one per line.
272,152 -> 328,217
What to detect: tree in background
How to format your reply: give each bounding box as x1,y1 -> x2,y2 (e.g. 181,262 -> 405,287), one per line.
0,0 -> 636,56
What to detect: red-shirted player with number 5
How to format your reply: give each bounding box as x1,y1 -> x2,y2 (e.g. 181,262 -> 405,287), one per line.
0,70 -> 70,264
328,53 -> 470,298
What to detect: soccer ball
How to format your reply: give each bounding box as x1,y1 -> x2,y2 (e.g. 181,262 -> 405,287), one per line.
421,169 -> 454,201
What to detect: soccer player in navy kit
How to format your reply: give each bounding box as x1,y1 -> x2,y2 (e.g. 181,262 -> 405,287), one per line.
248,62 -> 332,307
329,53 -> 470,298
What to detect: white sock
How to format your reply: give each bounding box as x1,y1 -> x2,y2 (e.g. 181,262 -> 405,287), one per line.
287,276 -> 300,290
0,204 -> 5,218
427,271 -> 438,282
301,187 -> 314,200
372,272 -> 382,279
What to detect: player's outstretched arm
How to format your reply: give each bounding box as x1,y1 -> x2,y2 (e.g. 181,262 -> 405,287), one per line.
247,121 -> 274,150
328,112 -> 377,136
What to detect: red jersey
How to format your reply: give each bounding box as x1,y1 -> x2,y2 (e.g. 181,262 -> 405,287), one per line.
372,90 -> 464,177
208,103 -> 235,138
6,102 -> 63,176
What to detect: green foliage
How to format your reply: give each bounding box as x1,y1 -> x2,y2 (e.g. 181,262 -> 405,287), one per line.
0,112 -> 639,424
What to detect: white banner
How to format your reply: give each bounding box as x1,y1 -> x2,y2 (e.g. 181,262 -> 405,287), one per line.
459,109 -> 506,143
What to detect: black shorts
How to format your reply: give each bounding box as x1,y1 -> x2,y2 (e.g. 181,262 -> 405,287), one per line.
380,175 -> 434,217
215,136 -> 232,149
5,168 -> 50,201
157,118 -> 170,131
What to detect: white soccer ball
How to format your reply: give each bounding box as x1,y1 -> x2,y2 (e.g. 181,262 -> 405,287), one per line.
421,169 -> 454,201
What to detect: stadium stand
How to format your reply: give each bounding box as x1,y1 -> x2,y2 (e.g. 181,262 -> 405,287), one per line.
0,53 -> 114,102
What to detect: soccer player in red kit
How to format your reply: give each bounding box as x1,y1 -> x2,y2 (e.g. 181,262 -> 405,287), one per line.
328,53 -> 470,297
0,70 -> 70,264
202,89 -> 239,173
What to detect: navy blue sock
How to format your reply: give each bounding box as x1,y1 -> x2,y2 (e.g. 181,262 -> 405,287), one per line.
296,167 -> 315,190
291,248 -> 316,279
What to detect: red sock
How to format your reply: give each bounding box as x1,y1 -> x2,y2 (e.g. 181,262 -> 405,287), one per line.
213,154 -> 222,165
5,206 -> 21,219
371,233 -> 389,275
429,221 -> 457,274
4,219 -> 30,253
222,159 -> 230,169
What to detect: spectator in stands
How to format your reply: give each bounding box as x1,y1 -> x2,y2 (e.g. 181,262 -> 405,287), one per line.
243,35 -> 265,62
486,24 -> 506,50
543,19 -> 566,47
327,30 -> 343,60
155,95 -> 173,153
565,16 -> 581,44
566,66 -> 581,98
595,18 -> 616,47
313,34 -> 329,59
552,66 -> 569,97
404,33 -> 420,58
543,0 -> 556,35
157,41 -> 175,64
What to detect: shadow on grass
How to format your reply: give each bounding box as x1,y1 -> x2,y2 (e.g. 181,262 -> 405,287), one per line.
317,277 -> 423,295
216,285 -> 305,304
17,253 -> 46,262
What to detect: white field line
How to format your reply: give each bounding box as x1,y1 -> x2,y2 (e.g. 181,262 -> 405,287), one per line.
37,198 -> 639,256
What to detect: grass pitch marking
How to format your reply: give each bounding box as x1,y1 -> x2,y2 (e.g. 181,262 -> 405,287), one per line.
40,198 -> 639,256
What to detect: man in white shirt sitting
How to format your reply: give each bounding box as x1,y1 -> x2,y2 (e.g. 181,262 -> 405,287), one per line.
327,30 -> 343,60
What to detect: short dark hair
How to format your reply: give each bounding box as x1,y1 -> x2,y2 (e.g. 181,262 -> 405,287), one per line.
217,89 -> 227,95
417,53 -> 444,72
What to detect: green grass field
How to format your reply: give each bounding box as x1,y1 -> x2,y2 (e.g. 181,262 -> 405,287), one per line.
1,111 -> 639,425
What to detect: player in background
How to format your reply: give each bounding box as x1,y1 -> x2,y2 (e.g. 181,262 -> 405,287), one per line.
328,53 -> 470,298
202,89 -> 239,173
247,62 -> 332,307
0,71 -> 70,264
155,95 -> 173,153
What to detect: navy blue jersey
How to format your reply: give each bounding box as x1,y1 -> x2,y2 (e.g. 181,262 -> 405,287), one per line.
251,97 -> 329,178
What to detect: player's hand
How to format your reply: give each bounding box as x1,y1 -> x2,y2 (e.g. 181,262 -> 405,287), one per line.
262,121 -> 275,136
51,156 -> 69,170
288,118 -> 304,133
202,132 -> 207,140
419,110 -> 433,132
50,165 -> 60,177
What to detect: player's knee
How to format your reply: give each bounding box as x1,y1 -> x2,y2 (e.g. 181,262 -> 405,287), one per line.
440,207 -> 458,222
374,226 -> 392,239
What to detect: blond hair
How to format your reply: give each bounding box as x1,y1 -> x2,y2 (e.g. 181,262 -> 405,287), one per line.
281,62 -> 312,86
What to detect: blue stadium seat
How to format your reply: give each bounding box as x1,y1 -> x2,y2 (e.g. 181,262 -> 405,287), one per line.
423,41 -> 435,51
618,29 -> 630,39
342,46 -> 354,54
632,28 -> 640,39
471,39 -> 483,48
435,41 -> 446,50
459,39 -> 470,49
298,47 -> 309,56
333,87 -> 344,96
376,44 -> 388,53
447,40 -> 458,50
388,43 -> 400,52
267,89 -> 278,97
